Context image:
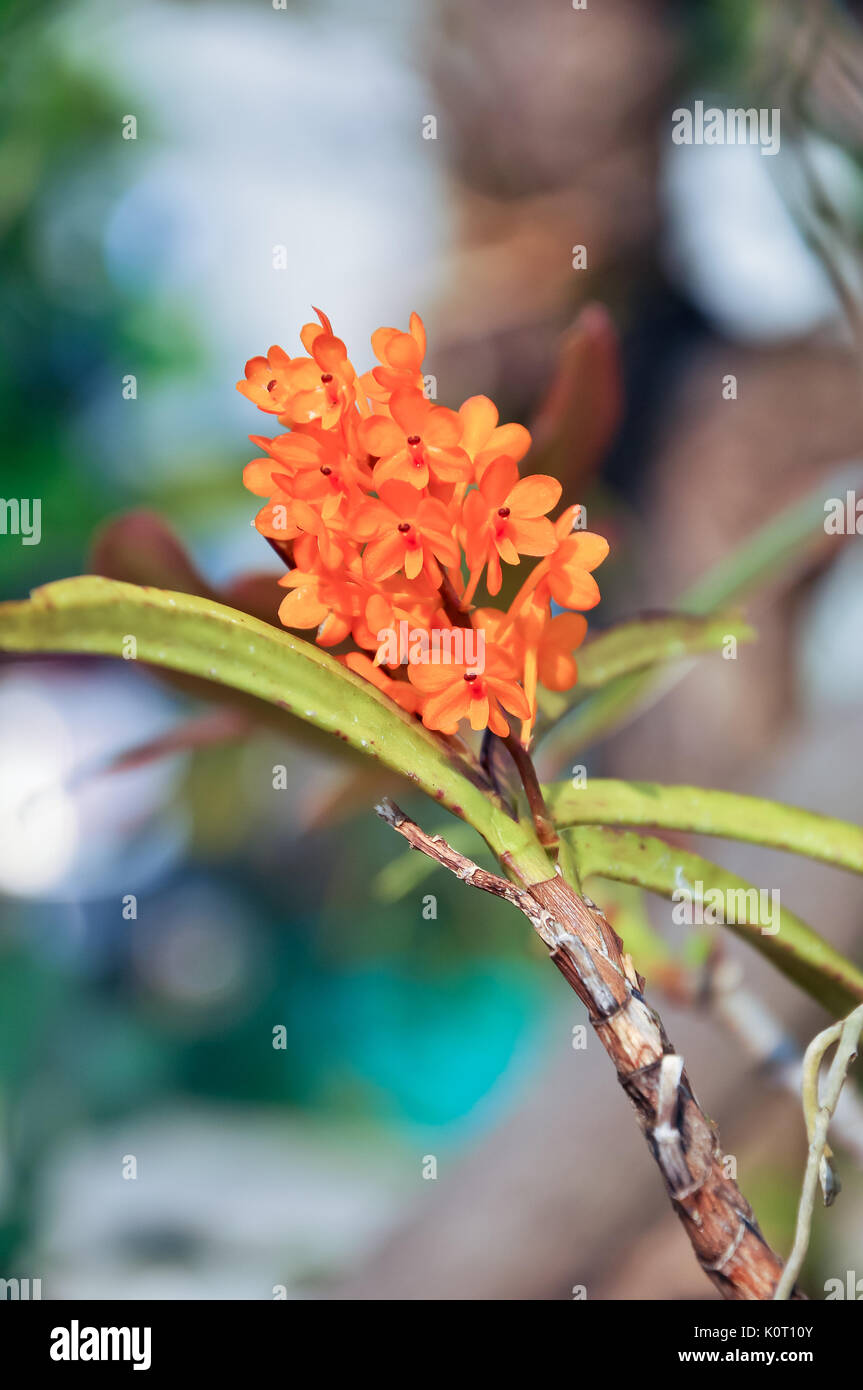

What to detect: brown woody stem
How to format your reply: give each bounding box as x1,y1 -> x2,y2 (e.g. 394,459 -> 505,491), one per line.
376,798 -> 805,1302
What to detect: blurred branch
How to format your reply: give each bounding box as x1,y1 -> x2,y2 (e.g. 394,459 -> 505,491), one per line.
769,0 -> 863,367
104,709 -> 251,774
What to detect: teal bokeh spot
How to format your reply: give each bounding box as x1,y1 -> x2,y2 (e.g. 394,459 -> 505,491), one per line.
287,959 -> 550,1128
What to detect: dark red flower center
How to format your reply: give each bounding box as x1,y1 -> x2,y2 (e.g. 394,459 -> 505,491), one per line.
320,466 -> 332,476
320,373 -> 334,384
406,435 -> 421,446
397,522 -> 411,533
463,672 -> 477,683
497,507 -> 511,518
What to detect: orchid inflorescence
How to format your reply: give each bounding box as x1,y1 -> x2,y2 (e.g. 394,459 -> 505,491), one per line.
238,309 -> 608,745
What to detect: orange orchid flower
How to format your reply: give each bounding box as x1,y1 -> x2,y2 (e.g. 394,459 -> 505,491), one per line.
358,388 -> 469,490
505,508 -> 610,615
263,430 -> 372,518
408,643 -> 531,737
357,582 -> 447,659
360,312 -> 427,399
542,529 -> 610,610
277,564 -> 368,646
355,480 -> 460,585
462,456 -> 561,597
237,310 -> 363,430
277,335 -> 359,429
342,651 -> 420,714
536,611 -> 589,690
238,309 -> 608,744
458,395 -> 532,481
237,346 -> 294,415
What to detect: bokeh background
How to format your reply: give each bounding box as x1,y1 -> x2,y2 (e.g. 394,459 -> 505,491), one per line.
1,0 -> 863,1299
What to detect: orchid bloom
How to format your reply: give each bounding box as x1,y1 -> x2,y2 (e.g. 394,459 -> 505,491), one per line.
237,310 -> 608,743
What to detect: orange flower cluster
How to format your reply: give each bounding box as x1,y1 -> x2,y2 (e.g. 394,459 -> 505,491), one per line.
238,310 -> 608,742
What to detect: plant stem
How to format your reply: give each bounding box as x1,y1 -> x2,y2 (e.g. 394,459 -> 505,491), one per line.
377,798 -> 803,1301
439,572 -> 472,628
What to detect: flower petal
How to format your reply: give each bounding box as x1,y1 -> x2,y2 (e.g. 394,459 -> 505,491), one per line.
508,474 -> 561,518
476,423 -> 532,473
480,455 -> 520,504
359,415 -> 404,458
278,588 -> 328,628
468,694 -> 490,731
549,568 -> 602,610
422,684 -> 468,733
423,406 -> 462,449
404,545 -> 424,581
389,389 -> 430,436
489,679 -> 531,721
538,650 -> 578,691
509,517 -> 556,556
243,460 -> 281,496
363,533 -> 405,581
560,532 -> 610,572
371,327 -> 400,361
409,312 -> 426,358
378,480 -> 421,519
458,395 -> 498,455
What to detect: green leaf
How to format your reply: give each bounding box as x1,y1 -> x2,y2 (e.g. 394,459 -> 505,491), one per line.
539,611 -> 754,722
546,779 -> 863,876
0,576 -> 551,880
566,825 -> 863,1016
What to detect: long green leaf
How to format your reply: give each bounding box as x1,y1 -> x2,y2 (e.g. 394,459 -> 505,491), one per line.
0,576 -> 550,878
566,825 -> 863,1016
547,779 -> 863,876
